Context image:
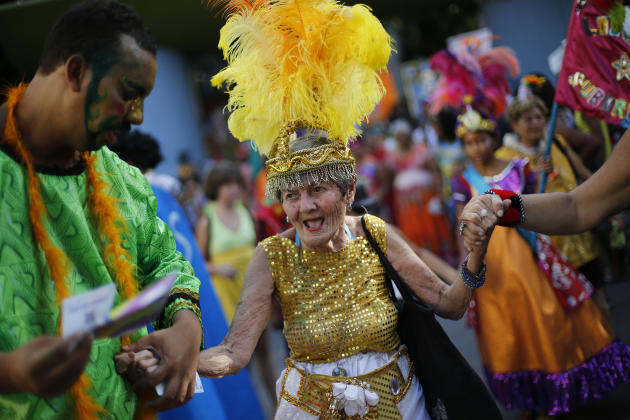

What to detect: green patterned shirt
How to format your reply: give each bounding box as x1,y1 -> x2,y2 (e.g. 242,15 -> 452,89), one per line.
0,146 -> 201,419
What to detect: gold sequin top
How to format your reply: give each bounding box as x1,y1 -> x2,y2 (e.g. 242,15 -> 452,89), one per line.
261,215 -> 400,363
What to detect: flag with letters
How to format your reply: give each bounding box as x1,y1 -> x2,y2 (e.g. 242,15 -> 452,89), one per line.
555,0 -> 630,127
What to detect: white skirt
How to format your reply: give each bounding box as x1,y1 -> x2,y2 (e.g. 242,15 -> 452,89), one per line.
274,346 -> 430,419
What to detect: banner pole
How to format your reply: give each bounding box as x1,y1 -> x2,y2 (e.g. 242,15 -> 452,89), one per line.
539,102 -> 559,193
600,119 -> 612,160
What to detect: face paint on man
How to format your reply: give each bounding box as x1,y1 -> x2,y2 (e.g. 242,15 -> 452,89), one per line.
84,34 -> 156,151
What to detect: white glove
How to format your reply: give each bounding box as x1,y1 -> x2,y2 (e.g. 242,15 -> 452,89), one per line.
331,382 -> 379,418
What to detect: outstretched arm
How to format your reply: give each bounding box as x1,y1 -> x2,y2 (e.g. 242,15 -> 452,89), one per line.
521,128 -> 630,233
198,245 -> 275,377
458,128 -> 630,248
385,223 -> 488,320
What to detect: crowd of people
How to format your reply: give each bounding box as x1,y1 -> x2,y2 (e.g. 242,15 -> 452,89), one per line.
2,1 -> 630,420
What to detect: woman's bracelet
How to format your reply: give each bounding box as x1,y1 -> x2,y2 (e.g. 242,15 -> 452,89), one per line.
460,254 -> 486,289
484,189 -> 525,227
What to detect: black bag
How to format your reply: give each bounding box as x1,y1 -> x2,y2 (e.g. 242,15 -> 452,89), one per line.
361,216 -> 502,420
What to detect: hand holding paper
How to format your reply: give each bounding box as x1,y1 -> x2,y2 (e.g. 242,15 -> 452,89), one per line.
62,273 -> 177,338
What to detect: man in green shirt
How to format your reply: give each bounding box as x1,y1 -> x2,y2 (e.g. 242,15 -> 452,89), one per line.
0,1 -> 202,418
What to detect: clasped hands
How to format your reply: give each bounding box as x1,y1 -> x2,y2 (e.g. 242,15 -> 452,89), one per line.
114,309 -> 202,411
458,194 -> 512,252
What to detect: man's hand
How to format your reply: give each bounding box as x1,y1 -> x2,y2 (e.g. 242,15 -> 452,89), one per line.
0,332 -> 93,397
119,310 -> 202,411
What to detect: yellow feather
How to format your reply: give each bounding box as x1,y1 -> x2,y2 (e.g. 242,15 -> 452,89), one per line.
211,0 -> 393,155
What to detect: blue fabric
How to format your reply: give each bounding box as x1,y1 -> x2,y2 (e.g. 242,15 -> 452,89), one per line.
462,167 -> 537,254
150,185 -> 264,420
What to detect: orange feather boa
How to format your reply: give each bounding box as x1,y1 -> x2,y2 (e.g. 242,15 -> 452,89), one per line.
3,84 -> 156,419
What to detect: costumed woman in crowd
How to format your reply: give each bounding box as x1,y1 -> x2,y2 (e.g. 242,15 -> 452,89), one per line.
190,1 -> 491,418
452,106 -> 628,419
499,96 -> 610,317
386,118 -> 455,261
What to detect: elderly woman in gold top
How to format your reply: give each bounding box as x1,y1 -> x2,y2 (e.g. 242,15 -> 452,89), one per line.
193,1 -> 490,418
197,135 -> 489,419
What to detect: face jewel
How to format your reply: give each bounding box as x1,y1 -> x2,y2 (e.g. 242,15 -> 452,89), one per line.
612,53 -> 630,82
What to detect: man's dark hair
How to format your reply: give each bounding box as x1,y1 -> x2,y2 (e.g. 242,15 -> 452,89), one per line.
109,130 -> 163,171
38,0 -> 156,74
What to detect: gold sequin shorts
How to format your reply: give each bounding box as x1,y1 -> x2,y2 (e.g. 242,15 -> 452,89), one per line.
275,347 -> 415,419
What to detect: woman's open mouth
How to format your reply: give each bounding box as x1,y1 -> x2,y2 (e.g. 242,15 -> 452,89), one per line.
303,218 -> 324,232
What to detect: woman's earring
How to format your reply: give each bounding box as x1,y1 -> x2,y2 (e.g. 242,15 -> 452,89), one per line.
285,215 -> 290,223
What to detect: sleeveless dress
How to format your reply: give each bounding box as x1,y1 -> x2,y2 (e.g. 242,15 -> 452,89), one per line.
261,215 -> 429,419
203,201 -> 255,322
452,159 -> 630,415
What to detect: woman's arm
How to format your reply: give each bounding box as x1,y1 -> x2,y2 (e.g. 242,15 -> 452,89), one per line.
523,127 -> 630,233
555,115 -> 602,163
385,224 -> 486,320
387,224 -> 457,285
198,245 -> 274,377
459,128 -> 630,242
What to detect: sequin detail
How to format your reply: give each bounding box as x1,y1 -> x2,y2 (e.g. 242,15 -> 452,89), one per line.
486,339 -> 630,415
279,348 -> 414,419
262,215 -> 400,363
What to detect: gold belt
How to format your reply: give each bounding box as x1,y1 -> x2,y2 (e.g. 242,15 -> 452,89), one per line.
278,347 -> 414,420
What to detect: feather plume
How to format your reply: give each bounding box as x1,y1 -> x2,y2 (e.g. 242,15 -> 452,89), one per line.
429,45 -> 519,119
210,0 -> 393,155
478,47 -> 520,78
206,0 -> 267,16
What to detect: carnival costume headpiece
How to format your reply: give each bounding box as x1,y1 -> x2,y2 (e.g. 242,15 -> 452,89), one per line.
210,0 -> 393,199
455,105 -> 497,139
429,43 -> 519,120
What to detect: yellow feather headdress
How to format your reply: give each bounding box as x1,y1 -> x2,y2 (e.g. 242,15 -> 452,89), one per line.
209,0 -> 393,198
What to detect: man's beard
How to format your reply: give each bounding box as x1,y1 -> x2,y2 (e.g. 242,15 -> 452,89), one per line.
86,122 -> 130,151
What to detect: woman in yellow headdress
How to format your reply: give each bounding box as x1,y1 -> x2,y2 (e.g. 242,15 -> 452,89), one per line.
195,1 -> 493,418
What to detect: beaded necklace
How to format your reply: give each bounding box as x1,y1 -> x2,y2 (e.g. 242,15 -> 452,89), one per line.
3,84 -> 150,419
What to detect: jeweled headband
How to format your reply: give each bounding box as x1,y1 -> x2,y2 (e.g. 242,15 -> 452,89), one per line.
455,108 -> 497,138
265,124 -> 356,199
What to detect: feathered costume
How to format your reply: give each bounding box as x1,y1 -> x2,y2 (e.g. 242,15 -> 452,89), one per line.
211,0 -> 391,198
428,45 -> 519,119
210,2 -> 432,419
